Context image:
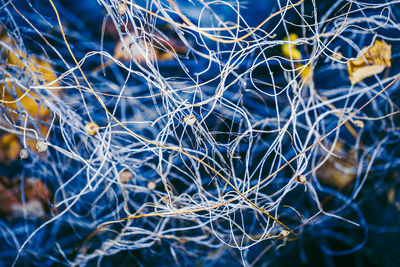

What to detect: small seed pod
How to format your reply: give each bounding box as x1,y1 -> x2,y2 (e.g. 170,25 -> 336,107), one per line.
36,141 -> 48,153
117,3 -> 128,15
20,148 -> 29,159
332,52 -> 343,61
85,122 -> 99,136
147,181 -> 156,190
119,170 -> 132,183
296,174 -> 307,184
184,115 -> 197,126
353,120 -> 364,128
387,187 -> 395,203
279,230 -> 290,238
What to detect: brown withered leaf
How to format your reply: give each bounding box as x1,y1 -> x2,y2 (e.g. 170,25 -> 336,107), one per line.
0,176 -> 52,219
347,39 -> 391,84
95,21 -> 188,73
114,33 -> 183,63
114,35 -> 158,62
317,143 -> 357,189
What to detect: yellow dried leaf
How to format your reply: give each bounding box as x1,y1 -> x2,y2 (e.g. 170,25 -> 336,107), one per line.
1,34 -> 57,119
347,39 -> 391,84
348,64 -> 385,85
2,82 -> 50,118
281,34 -> 313,84
0,133 -> 21,162
8,50 -> 58,86
282,33 -> 302,61
296,63 -> 312,82
0,34 -> 58,162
